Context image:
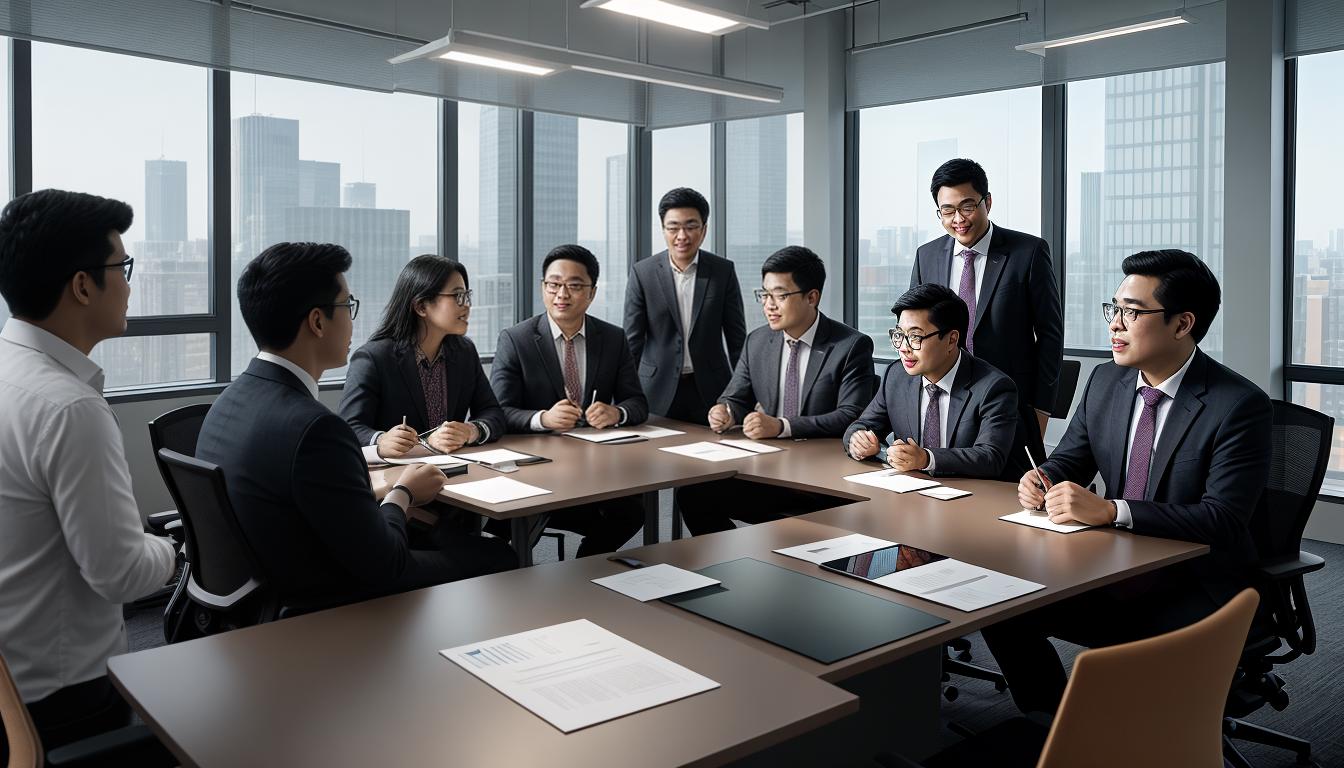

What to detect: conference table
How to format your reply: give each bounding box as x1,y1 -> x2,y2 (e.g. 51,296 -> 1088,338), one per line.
110,417 -> 1210,767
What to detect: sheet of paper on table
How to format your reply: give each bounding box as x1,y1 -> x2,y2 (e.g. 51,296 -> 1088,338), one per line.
563,428 -> 645,444
875,558 -> 1045,612
384,454 -> 470,468
591,564 -> 721,601
842,469 -> 941,493
773,533 -> 899,565
1000,509 -> 1099,533
659,442 -> 758,462
718,439 -> 782,454
441,476 -> 550,505
455,448 -> 538,464
625,425 -> 686,439
918,486 -> 972,500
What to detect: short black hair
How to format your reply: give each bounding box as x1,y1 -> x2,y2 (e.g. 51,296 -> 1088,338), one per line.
657,187 -> 710,225
369,254 -> 470,348
238,242 -> 352,351
0,189 -> 133,321
761,246 -> 826,296
891,283 -> 970,349
1121,249 -> 1221,342
542,244 -> 600,284
929,158 -> 990,201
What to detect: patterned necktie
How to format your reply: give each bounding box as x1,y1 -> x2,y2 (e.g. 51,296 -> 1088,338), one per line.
958,249 -> 978,353
562,335 -> 582,404
922,382 -> 943,449
781,339 -> 802,419
1123,386 -> 1167,499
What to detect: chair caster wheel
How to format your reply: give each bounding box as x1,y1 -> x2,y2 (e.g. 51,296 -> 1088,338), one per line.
943,686 -> 959,702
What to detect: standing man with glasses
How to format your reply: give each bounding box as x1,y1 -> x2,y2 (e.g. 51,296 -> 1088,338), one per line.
911,158 -> 1063,479
844,283 -> 1018,479
624,187 -> 746,425
982,250 -> 1271,718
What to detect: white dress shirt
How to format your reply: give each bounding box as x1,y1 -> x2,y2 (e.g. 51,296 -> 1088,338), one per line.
949,223 -> 992,307
0,320 -> 176,702
671,251 -> 699,374
918,351 -> 962,473
1112,349 -> 1198,528
529,316 -> 628,431
774,312 -> 821,439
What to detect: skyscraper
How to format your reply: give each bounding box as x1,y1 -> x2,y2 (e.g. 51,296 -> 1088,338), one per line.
1065,171 -> 1106,347
298,160 -> 340,207
726,115 -> 788,330
598,153 -> 628,322
145,159 -> 187,242
474,106 -> 519,352
343,181 -> 376,209
532,112 -> 579,314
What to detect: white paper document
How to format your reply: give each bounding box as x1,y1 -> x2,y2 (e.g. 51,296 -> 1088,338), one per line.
455,448 -> 537,465
563,428 -> 645,444
442,477 -> 551,505
659,442 -> 757,462
718,439 -> 782,454
440,619 -> 719,733
773,533 -> 899,565
842,469 -> 941,493
919,486 -> 972,501
384,454 -> 470,468
591,564 -> 721,601
1000,509 -> 1099,534
874,558 -> 1045,612
626,425 -> 685,439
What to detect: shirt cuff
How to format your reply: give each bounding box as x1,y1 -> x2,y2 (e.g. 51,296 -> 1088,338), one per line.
370,430 -> 383,446
530,411 -> 546,432
1113,499 -> 1133,528
384,487 -> 412,512
472,420 -> 490,444
779,418 -> 792,439
617,406 -> 628,426
924,449 -> 937,473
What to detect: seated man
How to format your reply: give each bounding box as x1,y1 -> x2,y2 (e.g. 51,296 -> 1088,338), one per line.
844,282 -> 1017,478
196,242 -> 515,608
490,244 -> 646,555
680,246 -> 875,534
0,190 -> 176,754
983,250 -> 1271,717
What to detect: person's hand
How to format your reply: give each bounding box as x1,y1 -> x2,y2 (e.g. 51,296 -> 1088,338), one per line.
396,463 -> 447,506
707,403 -> 734,433
886,438 -> 929,472
743,411 -> 783,440
1044,481 -> 1117,526
540,399 -> 583,430
376,424 -> 418,458
1018,468 -> 1053,511
848,430 -> 879,460
428,421 -> 478,453
586,401 -> 621,429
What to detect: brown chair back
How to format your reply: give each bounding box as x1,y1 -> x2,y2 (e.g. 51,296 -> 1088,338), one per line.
0,652 -> 42,768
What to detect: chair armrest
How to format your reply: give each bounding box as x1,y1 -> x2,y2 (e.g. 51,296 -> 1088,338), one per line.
45,724 -> 174,767
163,519 -> 186,546
146,510 -> 180,534
1256,551 -> 1325,581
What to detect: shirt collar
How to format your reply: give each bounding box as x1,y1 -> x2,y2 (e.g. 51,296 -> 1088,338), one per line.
415,342 -> 444,366
670,250 -> 699,275
784,311 -> 822,347
923,349 -> 962,395
256,351 -> 320,399
956,222 -> 994,257
1137,347 -> 1197,400
546,313 -> 586,342
0,318 -> 105,392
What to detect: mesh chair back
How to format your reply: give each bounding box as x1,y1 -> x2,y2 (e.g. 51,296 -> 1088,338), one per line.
1050,359 -> 1082,419
1252,401 -> 1334,561
147,402 -> 211,457
157,448 -> 263,599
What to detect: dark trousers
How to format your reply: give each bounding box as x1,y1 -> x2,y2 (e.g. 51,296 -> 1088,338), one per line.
678,479 -> 844,535
486,496 -> 645,558
0,676 -> 130,763
398,513 -> 518,591
665,373 -> 712,426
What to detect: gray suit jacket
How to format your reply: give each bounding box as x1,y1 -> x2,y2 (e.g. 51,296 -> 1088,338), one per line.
843,352 -> 1019,479
623,249 -> 747,415
719,313 -> 875,439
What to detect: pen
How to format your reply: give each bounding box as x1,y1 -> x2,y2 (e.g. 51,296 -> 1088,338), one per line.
591,389 -> 599,408
1025,446 -> 1047,511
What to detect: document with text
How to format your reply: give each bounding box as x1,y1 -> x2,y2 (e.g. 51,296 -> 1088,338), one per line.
659,442 -> 758,462
718,439 -> 782,454
441,477 -> 551,505
774,533 -> 899,565
591,564 -> 721,601
842,469 -> 941,493
563,428 -> 646,444
440,619 -> 719,733
1000,510 -> 1099,534
874,558 -> 1045,612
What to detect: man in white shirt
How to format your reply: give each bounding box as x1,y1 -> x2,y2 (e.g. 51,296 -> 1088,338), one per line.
0,189 -> 176,751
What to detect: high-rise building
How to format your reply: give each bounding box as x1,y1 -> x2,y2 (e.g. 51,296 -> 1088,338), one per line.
726,115 -> 788,330
597,153 -> 628,322
474,106 -> 519,351
915,138 -> 958,245
298,160 -> 340,207
343,181 -> 376,209
145,159 -> 187,242
1065,171 -> 1106,347
532,113 -> 579,314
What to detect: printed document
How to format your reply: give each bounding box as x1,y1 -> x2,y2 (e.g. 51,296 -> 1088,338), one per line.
591,564 -> 721,601
456,448 -> 538,465
659,442 -> 758,462
442,477 -> 550,505
625,425 -> 685,439
1000,509 -> 1099,533
384,454 -> 470,468
563,428 -> 645,444
774,533 -> 899,565
918,486 -> 972,500
842,469 -> 941,493
875,558 -> 1044,612
718,439 -> 782,454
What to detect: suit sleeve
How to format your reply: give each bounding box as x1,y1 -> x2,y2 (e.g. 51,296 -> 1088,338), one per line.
926,374 -> 1018,478
613,330 -> 649,425
717,335 -> 756,424
790,334 -> 876,439
464,345 -> 506,443
723,263 -> 747,369
843,363 -> 895,458
337,346 -> 384,446
1039,367 -> 1103,485
488,330 -> 538,434
909,253 -> 923,289
623,267 -> 648,368
1027,239 -> 1065,412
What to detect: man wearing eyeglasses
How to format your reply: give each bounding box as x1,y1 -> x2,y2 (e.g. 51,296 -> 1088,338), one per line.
843,283 -> 1018,478
624,187 -> 746,425
910,158 -> 1063,479
678,246 -> 875,535
981,250 -> 1271,718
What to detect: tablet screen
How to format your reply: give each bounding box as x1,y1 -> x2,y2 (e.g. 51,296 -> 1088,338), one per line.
820,545 -> 947,581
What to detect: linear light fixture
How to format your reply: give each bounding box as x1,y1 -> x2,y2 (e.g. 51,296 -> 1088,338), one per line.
849,12 -> 1027,55
390,29 -> 783,103
580,0 -> 769,35
1014,12 -> 1192,56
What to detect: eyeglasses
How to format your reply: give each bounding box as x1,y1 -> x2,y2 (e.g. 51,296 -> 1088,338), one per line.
1101,302 -> 1167,328
662,222 -> 704,235
320,295 -> 360,320
541,280 -> 594,296
888,328 -> 948,350
936,196 -> 987,219
438,290 -> 473,307
753,289 -> 806,305
72,256 -> 135,283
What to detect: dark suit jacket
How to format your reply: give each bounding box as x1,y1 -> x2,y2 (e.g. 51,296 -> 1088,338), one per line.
196,358 -> 418,603
719,313 -> 875,439
624,249 -> 747,415
338,336 -> 504,446
843,352 -> 1019,479
1039,350 -> 1272,605
490,313 -> 649,434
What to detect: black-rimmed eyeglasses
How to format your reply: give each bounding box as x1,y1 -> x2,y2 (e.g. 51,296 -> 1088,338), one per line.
753,289 -> 805,305
1101,302 -> 1167,328
888,328 -> 948,350
320,295 -> 360,321
72,256 -> 134,283
439,290 -> 473,307
936,196 -> 986,219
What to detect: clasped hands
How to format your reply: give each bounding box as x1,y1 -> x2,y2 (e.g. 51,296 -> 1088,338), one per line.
846,430 -> 929,471
708,403 -> 784,439
377,420 -> 480,457
541,398 -> 621,430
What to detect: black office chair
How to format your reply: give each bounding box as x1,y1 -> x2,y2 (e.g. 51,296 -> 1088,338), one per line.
1223,400 -> 1332,768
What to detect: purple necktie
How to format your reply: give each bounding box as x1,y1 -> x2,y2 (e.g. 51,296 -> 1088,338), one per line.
1123,387 -> 1167,499
958,249 -> 978,353
781,339 -> 802,419
562,335 -> 582,404
922,382 -> 943,449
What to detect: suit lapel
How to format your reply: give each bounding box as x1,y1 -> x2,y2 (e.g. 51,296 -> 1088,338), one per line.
799,316 -> 832,407
1145,352 -> 1209,499
395,348 -> 431,428
584,317 -> 604,403
1106,367 -> 1140,494
973,226 -> 1009,332
690,258 -> 710,332
531,315 -> 568,402
898,369 -> 922,442
938,236 -> 955,286
655,255 -> 683,329
943,354 -> 973,446
762,331 -> 784,416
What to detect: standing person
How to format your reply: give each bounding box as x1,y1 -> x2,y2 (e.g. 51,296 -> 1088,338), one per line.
910,158 -> 1063,477
624,187 -> 746,425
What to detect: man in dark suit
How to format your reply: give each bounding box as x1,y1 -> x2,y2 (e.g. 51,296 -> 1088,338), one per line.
983,250 -> 1272,717
197,243 -> 514,608
910,158 -> 1063,478
490,244 -> 645,555
681,246 -> 875,534
624,187 -> 746,425
844,283 -> 1018,479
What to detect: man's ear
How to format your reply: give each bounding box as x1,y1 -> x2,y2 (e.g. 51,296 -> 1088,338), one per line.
70,273 -> 95,307
307,307 -> 326,339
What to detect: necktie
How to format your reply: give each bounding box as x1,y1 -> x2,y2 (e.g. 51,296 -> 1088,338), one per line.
1123,386 -> 1167,499
781,339 -> 802,419
922,382 -> 943,450
958,249 -> 978,353
562,335 -> 582,404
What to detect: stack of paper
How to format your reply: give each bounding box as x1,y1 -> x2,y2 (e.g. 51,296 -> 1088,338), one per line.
384,454 -> 469,468
1000,509 -> 1098,533
659,442 -> 757,462
842,469 -> 941,493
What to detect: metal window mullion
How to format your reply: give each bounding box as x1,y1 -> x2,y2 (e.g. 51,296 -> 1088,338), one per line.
10,38 -> 31,197
629,124 -> 650,268
843,110 -> 859,329
1281,59 -> 1298,400
440,99 -> 458,261
711,121 -> 726,256
209,68 -> 231,383
517,110 -> 534,320
1043,84 -> 1067,300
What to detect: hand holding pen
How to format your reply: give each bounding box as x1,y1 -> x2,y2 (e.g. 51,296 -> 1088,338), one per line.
1020,446 -> 1053,511
585,389 -> 622,429
376,415 -> 419,458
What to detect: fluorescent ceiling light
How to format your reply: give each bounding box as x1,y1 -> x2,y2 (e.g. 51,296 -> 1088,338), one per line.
439,51 -> 555,76
580,0 -> 769,35
1015,13 -> 1191,55
389,29 -> 563,76
571,63 -> 781,102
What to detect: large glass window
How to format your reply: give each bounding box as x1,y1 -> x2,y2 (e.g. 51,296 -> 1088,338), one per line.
857,89 -> 1041,354
650,124 -> 712,255
1066,63 -> 1225,358
726,113 -> 804,330
458,102 -> 518,356
230,74 -> 437,378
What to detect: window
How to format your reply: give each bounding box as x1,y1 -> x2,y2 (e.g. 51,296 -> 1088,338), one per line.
1066,63 -> 1225,358
650,123 -> 712,255
230,74 -> 437,378
458,102 -> 518,356
858,89 -> 1041,355
726,113 -> 804,330
532,114 -> 630,325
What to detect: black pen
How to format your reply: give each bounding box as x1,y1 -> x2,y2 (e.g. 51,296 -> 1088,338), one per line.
1025,446 -> 1047,511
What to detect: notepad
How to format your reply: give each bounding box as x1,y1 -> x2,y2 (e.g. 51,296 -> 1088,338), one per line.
442,477 -> 551,505
718,439 -> 782,454
842,469 -> 941,493
919,486 -> 972,500
1000,509 -> 1099,533
659,442 -> 757,462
